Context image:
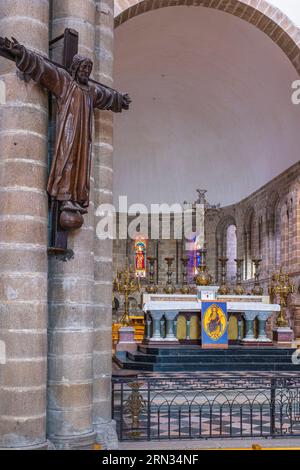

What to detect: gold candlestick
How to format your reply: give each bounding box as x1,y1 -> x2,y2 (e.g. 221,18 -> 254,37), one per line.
113,265 -> 140,327
164,257 -> 176,294
234,258 -> 245,295
252,258 -> 263,295
145,256 -> 158,293
269,267 -> 294,327
194,248 -> 212,286
180,255 -> 191,294
218,257 -> 230,295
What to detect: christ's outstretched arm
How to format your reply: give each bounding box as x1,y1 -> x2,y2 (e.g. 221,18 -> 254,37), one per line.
93,82 -> 131,113
0,36 -> 67,98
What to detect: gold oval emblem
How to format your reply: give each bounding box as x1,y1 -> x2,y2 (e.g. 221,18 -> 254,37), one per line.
203,304 -> 227,341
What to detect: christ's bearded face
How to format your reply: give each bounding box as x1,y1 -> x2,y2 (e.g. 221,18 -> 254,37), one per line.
76,60 -> 92,85
210,306 -> 218,320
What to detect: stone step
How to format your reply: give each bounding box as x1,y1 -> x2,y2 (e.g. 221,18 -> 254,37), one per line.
154,363 -> 300,372
127,351 -> 295,364
119,359 -> 300,372
138,345 -> 294,356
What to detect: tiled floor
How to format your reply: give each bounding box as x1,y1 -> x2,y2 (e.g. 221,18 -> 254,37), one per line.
118,437 -> 300,450
136,370 -> 300,379
113,362 -> 300,382
117,406 -> 299,440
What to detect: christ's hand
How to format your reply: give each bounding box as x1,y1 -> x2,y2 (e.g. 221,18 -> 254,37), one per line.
122,93 -> 131,110
0,37 -> 22,59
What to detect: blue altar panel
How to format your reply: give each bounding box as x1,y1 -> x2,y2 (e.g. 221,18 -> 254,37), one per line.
201,301 -> 228,349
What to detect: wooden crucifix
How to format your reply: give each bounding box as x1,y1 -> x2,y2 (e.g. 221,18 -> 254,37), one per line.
0,29 -> 131,257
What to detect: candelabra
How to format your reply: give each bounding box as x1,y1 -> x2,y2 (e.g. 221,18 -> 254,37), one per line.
233,258 -> 245,295
164,257 -> 176,294
218,257 -> 230,295
145,256 -> 158,294
268,268 -> 295,327
180,255 -> 191,294
252,258 -> 264,295
194,248 -> 212,286
113,265 -> 140,327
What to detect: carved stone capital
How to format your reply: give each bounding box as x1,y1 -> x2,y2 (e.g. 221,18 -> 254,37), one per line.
243,311 -> 257,321
257,312 -> 272,321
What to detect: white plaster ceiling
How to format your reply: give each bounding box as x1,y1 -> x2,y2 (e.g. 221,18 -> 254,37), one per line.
113,6 -> 300,207
268,0 -> 300,27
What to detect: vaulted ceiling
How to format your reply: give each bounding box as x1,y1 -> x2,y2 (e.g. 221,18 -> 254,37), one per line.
113,6 -> 300,207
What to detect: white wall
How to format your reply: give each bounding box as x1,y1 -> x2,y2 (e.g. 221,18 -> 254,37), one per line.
267,0 -> 300,27
113,6 -> 300,207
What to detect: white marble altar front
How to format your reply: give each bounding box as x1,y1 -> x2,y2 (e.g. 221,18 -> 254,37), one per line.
143,290 -> 280,344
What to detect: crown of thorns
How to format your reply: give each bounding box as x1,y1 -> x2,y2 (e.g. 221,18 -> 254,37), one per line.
70,54 -> 93,78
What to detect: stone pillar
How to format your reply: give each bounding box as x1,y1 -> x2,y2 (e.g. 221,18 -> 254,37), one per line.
186,318 -> 191,340
173,319 -> 178,337
0,1 -> 49,449
160,318 -> 165,338
93,0 -> 117,449
293,305 -> 300,339
237,316 -> 243,341
185,313 -> 192,340
149,311 -> 165,341
145,317 -> 151,340
242,312 -> 257,342
257,312 -> 272,342
261,215 -> 268,278
47,0 -> 96,449
165,311 -> 179,341
244,231 -> 250,279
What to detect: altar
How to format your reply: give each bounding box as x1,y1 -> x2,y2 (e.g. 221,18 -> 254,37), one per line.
113,289 -> 300,372
143,288 -> 280,345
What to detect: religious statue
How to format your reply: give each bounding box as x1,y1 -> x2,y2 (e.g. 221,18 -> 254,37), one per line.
0,36 -> 131,229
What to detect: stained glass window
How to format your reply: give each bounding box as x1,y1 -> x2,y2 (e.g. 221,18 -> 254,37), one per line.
135,239 -> 147,278
193,236 -> 202,274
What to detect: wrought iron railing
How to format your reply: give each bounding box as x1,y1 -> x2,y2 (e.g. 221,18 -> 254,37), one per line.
112,375 -> 300,441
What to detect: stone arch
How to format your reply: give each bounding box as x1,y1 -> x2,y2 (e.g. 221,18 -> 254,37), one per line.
261,190 -> 279,274
216,215 -> 237,254
243,206 -> 255,279
114,0 -> 300,75
215,214 -> 237,282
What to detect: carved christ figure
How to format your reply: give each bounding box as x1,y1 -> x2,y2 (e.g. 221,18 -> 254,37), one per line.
0,37 -> 131,229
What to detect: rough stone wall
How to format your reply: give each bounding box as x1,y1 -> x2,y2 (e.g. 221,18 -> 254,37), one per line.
0,0 -> 49,449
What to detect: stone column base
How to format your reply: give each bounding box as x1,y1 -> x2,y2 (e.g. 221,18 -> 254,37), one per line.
94,419 -> 119,450
0,440 -> 50,450
273,327 -> 294,347
116,326 -> 137,353
144,339 -> 179,346
240,339 -> 273,347
48,431 -> 96,450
